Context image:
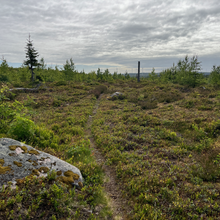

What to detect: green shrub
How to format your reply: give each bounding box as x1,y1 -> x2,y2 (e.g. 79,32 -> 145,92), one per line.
198,105 -> 213,111
209,93 -> 217,98
0,74 -> 9,82
47,170 -> 57,181
67,139 -> 91,163
51,124 -> 60,132
0,59 -> 9,82
192,147 -> 220,181
185,100 -> 195,108
138,100 -> 157,110
8,116 -> 35,141
148,68 -> 158,81
160,56 -> 204,87
91,85 -> 107,98
111,94 -> 126,101
155,91 -> 183,103
33,126 -> 58,149
52,99 -> 62,107
70,126 -> 84,135
54,81 -> 67,86
209,65 -> 220,86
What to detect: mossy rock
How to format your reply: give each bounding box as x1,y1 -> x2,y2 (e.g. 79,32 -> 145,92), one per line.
0,138 -> 83,189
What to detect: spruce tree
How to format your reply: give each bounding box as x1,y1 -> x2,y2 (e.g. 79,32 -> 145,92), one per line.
24,34 -> 39,82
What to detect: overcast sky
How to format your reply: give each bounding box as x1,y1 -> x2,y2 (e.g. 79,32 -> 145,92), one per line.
0,0 -> 220,73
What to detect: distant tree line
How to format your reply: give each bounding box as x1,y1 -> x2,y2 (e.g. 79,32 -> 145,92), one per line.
0,35 -> 220,87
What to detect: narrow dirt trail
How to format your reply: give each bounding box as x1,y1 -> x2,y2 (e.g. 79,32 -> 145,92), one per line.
85,95 -> 127,220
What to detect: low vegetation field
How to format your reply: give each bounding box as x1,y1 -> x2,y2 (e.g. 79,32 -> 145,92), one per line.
1,75 -> 220,219
92,81 -> 220,219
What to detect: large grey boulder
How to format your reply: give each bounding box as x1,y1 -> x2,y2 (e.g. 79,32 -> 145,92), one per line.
0,138 -> 83,188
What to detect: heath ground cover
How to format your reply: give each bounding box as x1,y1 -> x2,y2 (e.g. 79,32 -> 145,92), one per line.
92,80 -> 220,219
1,76 -> 220,219
0,82 -> 112,220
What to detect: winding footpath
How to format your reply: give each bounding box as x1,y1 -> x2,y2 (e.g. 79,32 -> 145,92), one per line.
85,94 -> 127,220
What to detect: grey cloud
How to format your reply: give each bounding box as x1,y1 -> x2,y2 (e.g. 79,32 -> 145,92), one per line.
0,0 -> 220,72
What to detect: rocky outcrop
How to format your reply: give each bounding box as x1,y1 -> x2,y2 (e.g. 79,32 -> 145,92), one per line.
111,92 -> 123,98
0,138 -> 83,188
107,92 -> 124,100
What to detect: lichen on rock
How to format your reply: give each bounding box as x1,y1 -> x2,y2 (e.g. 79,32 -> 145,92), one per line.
38,167 -> 49,173
9,145 -> 19,151
78,181 -> 83,188
57,170 -> 62,176
0,159 -> 4,166
32,161 -> 38,166
0,159 -> 12,174
28,149 -> 40,155
21,146 -> 28,153
57,170 -> 80,187
1,138 -> 83,189
13,161 -> 22,167
32,169 -> 40,176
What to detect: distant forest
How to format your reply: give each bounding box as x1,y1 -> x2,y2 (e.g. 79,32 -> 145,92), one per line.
0,55 -> 220,88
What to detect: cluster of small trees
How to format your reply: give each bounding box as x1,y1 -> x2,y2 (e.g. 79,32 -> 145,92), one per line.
148,56 -> 220,87
159,56 -> 203,87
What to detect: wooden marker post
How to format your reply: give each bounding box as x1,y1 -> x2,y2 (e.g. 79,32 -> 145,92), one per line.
137,61 -> 140,82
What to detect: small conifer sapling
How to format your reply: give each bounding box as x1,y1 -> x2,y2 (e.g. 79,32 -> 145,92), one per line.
23,34 -> 40,82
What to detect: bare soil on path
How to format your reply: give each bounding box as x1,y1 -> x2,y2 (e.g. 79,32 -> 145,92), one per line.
85,95 -> 128,220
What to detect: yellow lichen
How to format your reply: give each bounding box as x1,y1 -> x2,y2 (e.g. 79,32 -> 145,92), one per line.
57,170 -> 79,187
57,171 -> 62,176
13,161 -> 22,167
9,153 -> 15,156
21,146 -> 28,153
28,149 -> 40,155
64,170 -> 79,180
16,179 -> 24,185
9,145 -> 19,151
78,182 -> 83,188
27,159 -> 32,163
32,161 -> 38,166
0,159 -> 12,174
38,167 -> 49,173
31,169 -> 40,176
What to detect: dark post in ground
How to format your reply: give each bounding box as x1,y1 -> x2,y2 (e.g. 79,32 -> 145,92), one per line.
137,61 -> 140,82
